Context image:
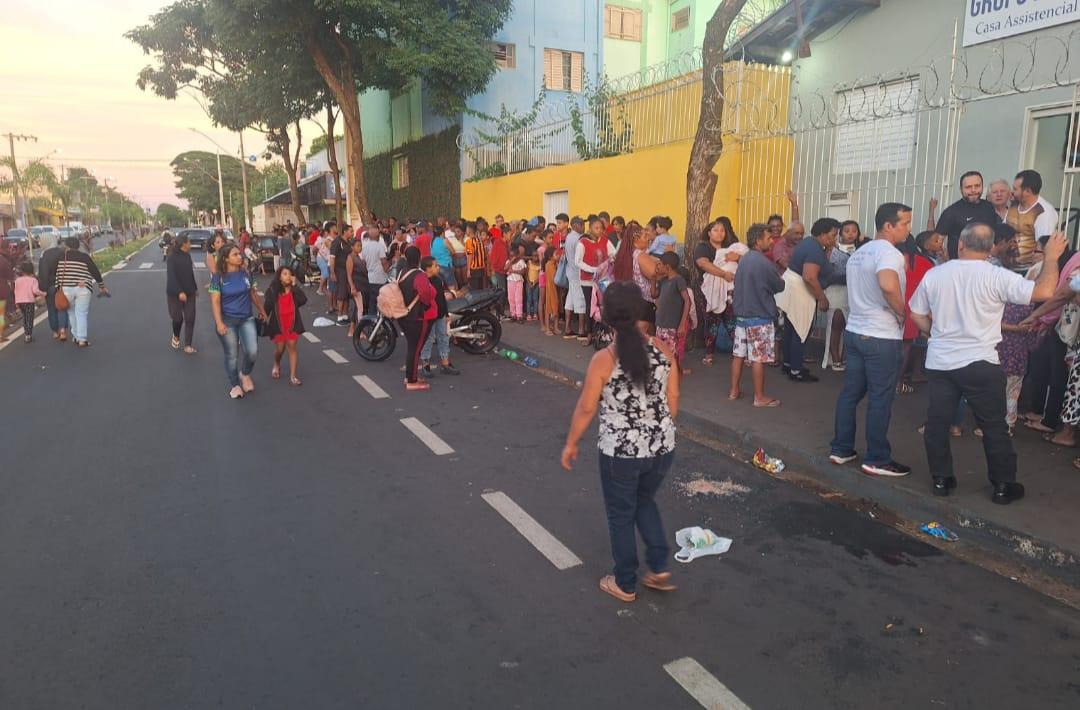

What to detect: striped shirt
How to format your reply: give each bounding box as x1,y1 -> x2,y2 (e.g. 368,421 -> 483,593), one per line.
465,235 -> 488,272
55,250 -> 105,291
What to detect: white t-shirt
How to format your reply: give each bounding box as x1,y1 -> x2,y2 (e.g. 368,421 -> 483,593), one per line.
844,239 -> 906,340
908,260 -> 1035,371
361,238 -> 388,284
1020,196 -> 1059,239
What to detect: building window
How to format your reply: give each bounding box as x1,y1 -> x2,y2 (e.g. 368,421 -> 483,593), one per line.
833,78 -> 920,175
492,42 -> 516,69
392,154 -> 410,190
671,7 -> 690,32
544,49 -> 584,93
605,5 -> 642,41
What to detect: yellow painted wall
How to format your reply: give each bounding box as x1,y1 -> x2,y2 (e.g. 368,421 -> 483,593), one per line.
462,134 -> 794,242
461,62 -> 795,243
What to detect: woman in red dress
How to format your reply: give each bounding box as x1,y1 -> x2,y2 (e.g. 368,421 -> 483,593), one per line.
263,265 -> 308,386
897,233 -> 936,394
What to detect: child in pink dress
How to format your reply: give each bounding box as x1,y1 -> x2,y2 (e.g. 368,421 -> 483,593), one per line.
14,262 -> 46,343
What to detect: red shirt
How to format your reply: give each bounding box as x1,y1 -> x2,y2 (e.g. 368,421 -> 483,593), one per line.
552,229 -> 566,250
414,232 -> 433,258
307,229 -> 320,247
579,236 -> 608,283
489,237 -> 509,274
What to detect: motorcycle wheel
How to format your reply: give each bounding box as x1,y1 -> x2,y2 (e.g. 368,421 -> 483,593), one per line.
353,318 -> 397,362
457,312 -> 501,355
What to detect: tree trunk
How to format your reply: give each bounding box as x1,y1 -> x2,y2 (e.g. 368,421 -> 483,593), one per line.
305,33 -> 371,224
273,126 -> 306,225
325,103 -> 344,227
685,0 -> 747,281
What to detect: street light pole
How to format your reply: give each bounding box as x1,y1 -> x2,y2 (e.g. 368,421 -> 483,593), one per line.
239,130 -> 251,232
189,128 -> 229,230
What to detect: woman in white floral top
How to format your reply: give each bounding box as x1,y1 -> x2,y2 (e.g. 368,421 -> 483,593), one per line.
562,281 -> 680,603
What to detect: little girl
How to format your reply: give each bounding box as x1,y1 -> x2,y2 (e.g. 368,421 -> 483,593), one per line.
507,249 -> 527,322
264,266 -> 308,386
14,262 -> 46,343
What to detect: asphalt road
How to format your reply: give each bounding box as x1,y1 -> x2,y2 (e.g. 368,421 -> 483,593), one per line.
2,241 -> 1079,709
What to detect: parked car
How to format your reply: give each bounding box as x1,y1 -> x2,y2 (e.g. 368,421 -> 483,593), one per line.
3,229 -> 30,250
184,229 -> 215,250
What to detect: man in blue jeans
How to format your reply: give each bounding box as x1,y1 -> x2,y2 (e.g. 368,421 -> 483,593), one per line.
829,203 -> 913,477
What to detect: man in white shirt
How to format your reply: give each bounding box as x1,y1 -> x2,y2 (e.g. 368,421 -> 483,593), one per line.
909,224 -> 1066,505
829,203 -> 911,478
562,217 -> 585,340
361,224 -> 389,316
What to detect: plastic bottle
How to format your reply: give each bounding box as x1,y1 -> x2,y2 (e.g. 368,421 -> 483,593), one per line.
506,350 -> 519,361
524,356 -> 538,368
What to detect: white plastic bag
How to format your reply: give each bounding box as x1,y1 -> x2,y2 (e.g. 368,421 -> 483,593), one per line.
312,316 -> 337,328
674,526 -> 733,563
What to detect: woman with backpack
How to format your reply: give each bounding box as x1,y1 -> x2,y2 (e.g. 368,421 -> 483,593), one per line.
394,246 -> 437,391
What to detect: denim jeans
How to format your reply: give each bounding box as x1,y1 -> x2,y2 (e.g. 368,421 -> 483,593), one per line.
217,316 -> 258,388
439,265 -> 456,289
62,286 -> 92,342
46,287 -> 69,334
599,451 -> 674,594
781,320 -> 806,373
525,282 -> 540,317
830,331 -> 903,465
420,316 -> 450,362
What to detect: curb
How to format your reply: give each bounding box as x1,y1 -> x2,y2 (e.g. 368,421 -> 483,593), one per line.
500,335 -> 1080,590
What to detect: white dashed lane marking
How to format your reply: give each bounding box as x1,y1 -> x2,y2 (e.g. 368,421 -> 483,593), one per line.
322,349 -> 348,364
481,491 -> 583,570
353,375 -> 390,399
112,261 -> 127,269
400,417 -> 454,456
302,332 -> 320,343
663,657 -> 751,710
193,263 -> 206,269
138,262 -> 153,269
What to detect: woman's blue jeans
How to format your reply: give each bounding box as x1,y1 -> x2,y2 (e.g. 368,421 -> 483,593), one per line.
599,451 -> 674,594
217,316 -> 258,388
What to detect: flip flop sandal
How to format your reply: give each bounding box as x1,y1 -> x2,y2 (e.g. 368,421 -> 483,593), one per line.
753,399 -> 781,408
171,337 -> 180,349
642,571 -> 677,592
599,575 -> 636,603
290,377 -> 302,386
271,366 -> 281,380
184,346 -> 197,354
727,392 -> 742,401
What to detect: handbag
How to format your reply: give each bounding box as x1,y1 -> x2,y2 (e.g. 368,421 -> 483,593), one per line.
54,253 -> 70,310
1056,302 -> 1080,347
554,254 -> 569,289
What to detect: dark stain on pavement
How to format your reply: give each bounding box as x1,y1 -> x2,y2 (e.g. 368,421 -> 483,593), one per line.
768,501 -> 944,567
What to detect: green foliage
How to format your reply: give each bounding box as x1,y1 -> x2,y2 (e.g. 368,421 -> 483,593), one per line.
170,150 -> 278,218
364,128 -> 461,219
464,89 -> 561,178
569,78 -> 633,162
307,134 -> 343,159
156,203 -> 187,226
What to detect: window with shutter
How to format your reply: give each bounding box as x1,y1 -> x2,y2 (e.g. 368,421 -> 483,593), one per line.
544,49 -> 584,93
392,155 -> 410,190
492,42 -> 516,69
569,52 -> 584,93
605,5 -> 642,41
543,48 -> 564,91
671,7 -> 690,32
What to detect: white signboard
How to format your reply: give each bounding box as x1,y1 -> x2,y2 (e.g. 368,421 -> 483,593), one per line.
964,0 -> 1080,47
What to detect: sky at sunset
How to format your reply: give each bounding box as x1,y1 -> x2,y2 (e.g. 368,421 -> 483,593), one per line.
1,1 -> 315,211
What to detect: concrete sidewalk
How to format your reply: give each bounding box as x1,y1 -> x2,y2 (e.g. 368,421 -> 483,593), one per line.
499,322 -> 1080,585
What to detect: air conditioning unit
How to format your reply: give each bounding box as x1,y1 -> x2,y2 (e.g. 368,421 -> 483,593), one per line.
824,191 -> 857,222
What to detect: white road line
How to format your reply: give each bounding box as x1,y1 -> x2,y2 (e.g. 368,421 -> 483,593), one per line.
0,312 -> 50,353
302,332 -> 320,343
112,261 -> 127,269
353,375 -> 390,399
193,262 -> 206,269
322,348 -> 348,364
138,262 -> 153,269
663,658 -> 751,710
400,417 -> 455,456
481,491 -> 583,570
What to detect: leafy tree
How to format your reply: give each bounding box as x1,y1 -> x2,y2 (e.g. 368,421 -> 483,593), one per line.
306,133 -> 343,159
127,1 -> 326,224
210,0 -> 512,222
0,158 -> 58,224
170,150 -> 248,215
156,203 -> 188,227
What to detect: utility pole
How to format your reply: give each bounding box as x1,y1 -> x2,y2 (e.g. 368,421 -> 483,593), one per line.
3,132 -> 38,258
215,150 -> 225,229
239,130 -> 251,232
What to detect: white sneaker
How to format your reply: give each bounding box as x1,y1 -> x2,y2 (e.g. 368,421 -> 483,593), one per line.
829,452 -> 858,465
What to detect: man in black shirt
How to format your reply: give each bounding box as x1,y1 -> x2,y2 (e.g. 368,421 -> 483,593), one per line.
37,242 -> 69,339
936,171 -> 999,260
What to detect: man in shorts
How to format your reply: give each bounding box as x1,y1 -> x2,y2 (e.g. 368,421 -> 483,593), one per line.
730,223 -> 785,407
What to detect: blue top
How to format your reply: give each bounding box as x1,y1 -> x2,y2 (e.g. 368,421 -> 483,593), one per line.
210,271 -> 254,320
431,235 -> 453,268
648,233 -> 678,256
788,237 -> 830,280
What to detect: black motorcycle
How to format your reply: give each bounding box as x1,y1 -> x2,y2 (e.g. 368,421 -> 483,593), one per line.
352,288 -> 504,362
